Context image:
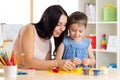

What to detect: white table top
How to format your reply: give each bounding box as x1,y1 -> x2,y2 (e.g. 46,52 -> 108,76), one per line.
0,68 -> 120,80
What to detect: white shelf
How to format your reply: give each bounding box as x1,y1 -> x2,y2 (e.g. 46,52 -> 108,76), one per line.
79,0 -> 120,68
97,21 -> 117,24
98,50 -> 117,53
93,49 -> 117,53
88,22 -> 96,24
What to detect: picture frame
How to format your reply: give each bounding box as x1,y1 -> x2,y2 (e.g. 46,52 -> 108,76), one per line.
107,35 -> 117,52
0,25 -> 3,46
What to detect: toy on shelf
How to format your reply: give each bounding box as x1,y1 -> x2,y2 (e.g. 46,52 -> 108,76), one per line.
101,34 -> 107,50
86,34 -> 96,49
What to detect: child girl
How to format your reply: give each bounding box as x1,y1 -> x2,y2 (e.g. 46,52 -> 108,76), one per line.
55,11 -> 96,68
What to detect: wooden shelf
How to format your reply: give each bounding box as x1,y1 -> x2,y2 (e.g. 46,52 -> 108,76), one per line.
4,39 -> 13,42
0,46 -> 3,48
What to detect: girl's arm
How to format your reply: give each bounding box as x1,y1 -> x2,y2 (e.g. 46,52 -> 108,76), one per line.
55,42 -> 82,66
87,43 -> 96,66
82,43 -> 96,66
55,43 -> 64,59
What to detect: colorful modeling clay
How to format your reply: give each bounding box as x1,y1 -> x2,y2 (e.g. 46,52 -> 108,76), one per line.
52,67 -> 60,73
93,69 -> 100,76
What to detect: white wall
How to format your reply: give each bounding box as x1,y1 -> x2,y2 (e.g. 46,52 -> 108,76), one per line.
33,0 -> 58,23
33,0 -> 79,23
0,0 -> 30,24
0,0 -> 79,23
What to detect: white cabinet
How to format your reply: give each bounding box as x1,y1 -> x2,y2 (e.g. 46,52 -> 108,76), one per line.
0,0 -> 30,24
79,0 -> 120,68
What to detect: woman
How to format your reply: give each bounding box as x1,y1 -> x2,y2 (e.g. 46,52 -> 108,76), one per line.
12,5 -> 78,70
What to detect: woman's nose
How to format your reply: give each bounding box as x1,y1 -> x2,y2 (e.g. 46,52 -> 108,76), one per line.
60,26 -> 65,31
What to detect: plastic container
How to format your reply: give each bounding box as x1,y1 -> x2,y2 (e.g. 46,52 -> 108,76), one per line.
103,5 -> 117,21
93,69 -> 100,76
83,68 -> 90,75
4,65 -> 17,78
101,68 -> 109,74
109,63 -> 117,68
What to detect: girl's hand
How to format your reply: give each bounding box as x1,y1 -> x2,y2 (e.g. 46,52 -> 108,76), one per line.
70,58 -> 82,65
59,60 -> 75,71
82,58 -> 91,66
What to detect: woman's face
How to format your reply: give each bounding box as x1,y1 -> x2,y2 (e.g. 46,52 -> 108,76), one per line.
53,15 -> 67,37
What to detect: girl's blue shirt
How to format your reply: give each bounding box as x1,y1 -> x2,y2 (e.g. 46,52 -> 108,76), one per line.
62,37 -> 91,68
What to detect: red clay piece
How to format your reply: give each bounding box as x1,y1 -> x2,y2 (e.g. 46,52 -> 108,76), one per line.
52,67 -> 60,73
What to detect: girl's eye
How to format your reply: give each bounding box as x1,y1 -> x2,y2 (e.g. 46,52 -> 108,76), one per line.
79,30 -> 82,33
72,30 -> 76,32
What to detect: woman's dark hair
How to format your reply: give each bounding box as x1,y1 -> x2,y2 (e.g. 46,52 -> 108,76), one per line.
68,11 -> 88,28
33,5 -> 68,54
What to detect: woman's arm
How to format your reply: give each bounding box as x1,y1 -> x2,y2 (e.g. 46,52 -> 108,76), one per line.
20,24 -> 75,70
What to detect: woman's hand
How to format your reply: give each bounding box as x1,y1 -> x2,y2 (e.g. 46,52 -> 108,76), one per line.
82,58 -> 91,66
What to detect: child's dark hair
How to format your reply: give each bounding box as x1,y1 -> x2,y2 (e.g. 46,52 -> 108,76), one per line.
33,5 -> 68,54
68,11 -> 88,28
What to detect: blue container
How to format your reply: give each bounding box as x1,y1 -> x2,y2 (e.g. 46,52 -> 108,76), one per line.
109,63 -> 117,68
93,69 -> 100,76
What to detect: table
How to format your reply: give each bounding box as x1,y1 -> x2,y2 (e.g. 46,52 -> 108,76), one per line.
0,68 -> 120,80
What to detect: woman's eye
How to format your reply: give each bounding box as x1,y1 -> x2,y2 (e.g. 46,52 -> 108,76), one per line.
64,25 -> 66,26
57,24 -> 60,26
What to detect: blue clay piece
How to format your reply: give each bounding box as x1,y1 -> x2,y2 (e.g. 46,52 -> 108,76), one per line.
93,69 -> 100,76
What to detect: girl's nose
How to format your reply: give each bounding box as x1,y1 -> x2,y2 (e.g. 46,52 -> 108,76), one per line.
75,31 -> 79,35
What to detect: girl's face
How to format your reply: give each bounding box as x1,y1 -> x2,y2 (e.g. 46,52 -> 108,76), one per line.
53,15 -> 67,37
69,23 -> 85,41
